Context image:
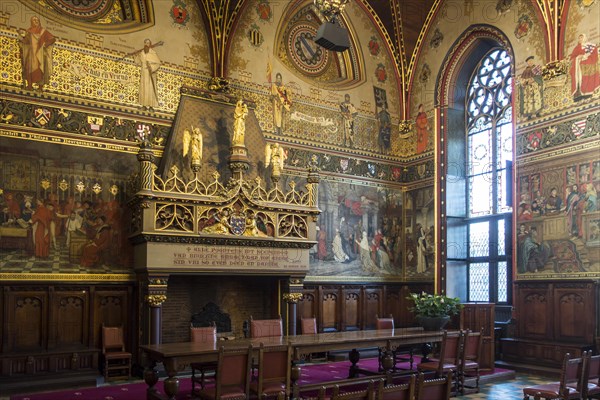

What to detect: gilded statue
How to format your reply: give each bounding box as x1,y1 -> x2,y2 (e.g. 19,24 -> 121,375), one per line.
265,142 -> 286,181
232,100 -> 248,147
201,208 -> 231,234
183,126 -> 202,171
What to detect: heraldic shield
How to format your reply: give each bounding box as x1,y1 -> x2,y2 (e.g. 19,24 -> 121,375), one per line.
229,212 -> 246,235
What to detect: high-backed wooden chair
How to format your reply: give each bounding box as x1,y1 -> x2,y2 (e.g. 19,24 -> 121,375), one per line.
249,315 -> 283,338
375,314 -> 413,371
331,379 -> 377,400
375,373 -> 415,400
523,352 -> 584,400
197,345 -> 253,400
583,353 -> 600,399
459,328 -> 483,394
101,324 -> 131,381
250,343 -> 292,399
417,330 -> 462,392
301,317 -> 318,334
190,322 -> 218,394
415,371 -> 453,400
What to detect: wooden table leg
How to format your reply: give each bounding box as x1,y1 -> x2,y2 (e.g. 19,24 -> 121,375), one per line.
144,364 -> 163,400
163,358 -> 180,400
348,348 -> 360,378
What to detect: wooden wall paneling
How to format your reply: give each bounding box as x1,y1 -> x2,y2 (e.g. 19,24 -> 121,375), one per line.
51,287 -> 89,350
385,287 -> 405,326
553,282 -> 595,344
5,288 -> 48,353
517,283 -> 552,340
460,303 -> 495,370
297,290 -> 317,333
364,287 -> 383,329
92,287 -> 130,350
319,286 -> 339,332
342,287 -> 361,331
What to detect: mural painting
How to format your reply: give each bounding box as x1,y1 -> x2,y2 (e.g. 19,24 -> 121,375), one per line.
516,149 -> 600,278
0,140 -> 136,277
307,182 -> 434,281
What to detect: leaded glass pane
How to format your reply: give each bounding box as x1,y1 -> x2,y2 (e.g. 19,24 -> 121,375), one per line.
497,170 -> 512,214
497,120 -> 513,171
498,261 -> 507,302
469,174 -> 492,216
498,219 -> 506,256
469,221 -> 489,257
469,131 -> 492,176
469,263 -> 489,302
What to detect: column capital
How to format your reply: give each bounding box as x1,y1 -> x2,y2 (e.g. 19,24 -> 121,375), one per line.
283,292 -> 303,304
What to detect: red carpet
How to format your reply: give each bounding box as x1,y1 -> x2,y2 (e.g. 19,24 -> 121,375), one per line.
10,357 -> 510,399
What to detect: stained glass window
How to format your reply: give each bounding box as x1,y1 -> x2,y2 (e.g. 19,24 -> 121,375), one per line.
465,48 -> 513,304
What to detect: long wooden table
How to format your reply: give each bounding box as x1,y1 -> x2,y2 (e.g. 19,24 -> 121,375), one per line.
140,328 -> 444,400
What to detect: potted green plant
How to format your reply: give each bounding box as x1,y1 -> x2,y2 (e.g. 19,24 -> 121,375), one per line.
407,292 -> 463,331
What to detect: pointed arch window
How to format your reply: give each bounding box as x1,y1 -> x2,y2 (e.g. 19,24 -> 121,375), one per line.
464,48 -> 513,302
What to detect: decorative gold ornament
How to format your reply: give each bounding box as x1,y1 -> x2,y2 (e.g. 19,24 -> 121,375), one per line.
58,179 -> 69,192
109,184 -> 119,196
542,60 -> 568,81
146,294 -> 167,307
207,77 -> 230,92
398,120 -> 412,135
313,0 -> 350,20
92,182 -> 102,195
283,292 -> 303,303
40,178 -> 51,191
76,181 -> 86,194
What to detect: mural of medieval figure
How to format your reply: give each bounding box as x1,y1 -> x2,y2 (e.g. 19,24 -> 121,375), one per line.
416,224 -> 428,273
415,104 -> 430,154
232,100 -> 248,147
519,56 -> 543,119
565,184 -> 584,238
569,34 -> 600,101
80,216 -> 112,267
19,16 -> 56,91
518,227 -> 552,273
30,198 -> 51,258
267,64 -> 292,134
377,103 -> 391,153
133,39 -> 161,110
332,228 -> 350,262
340,94 -> 358,148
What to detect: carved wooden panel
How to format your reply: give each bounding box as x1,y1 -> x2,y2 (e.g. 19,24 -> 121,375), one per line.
364,288 -> 382,329
51,290 -> 89,349
342,289 -> 360,331
320,288 -> 339,332
5,290 -> 48,352
460,303 -> 495,370
93,288 -> 131,349
553,282 -> 595,343
517,284 -> 551,340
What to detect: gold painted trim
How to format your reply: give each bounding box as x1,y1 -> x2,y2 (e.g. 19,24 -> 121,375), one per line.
303,275 -> 408,283
517,138 -> 600,166
0,127 -> 162,157
0,273 -> 135,282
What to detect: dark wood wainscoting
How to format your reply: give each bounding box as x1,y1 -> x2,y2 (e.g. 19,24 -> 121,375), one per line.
0,283 -> 135,393
500,280 -> 597,368
296,282 -> 434,334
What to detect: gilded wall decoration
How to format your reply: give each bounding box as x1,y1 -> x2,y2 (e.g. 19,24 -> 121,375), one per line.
0,97 -> 170,147
18,0 -> 154,33
516,111 -> 599,155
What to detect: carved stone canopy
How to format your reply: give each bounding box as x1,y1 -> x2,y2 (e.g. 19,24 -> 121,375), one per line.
128,89 -> 321,277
